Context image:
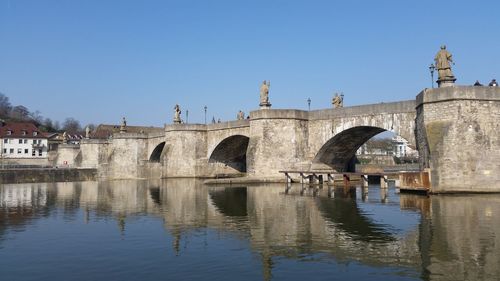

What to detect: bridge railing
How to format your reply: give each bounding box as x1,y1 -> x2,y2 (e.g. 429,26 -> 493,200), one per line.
308,100 -> 416,120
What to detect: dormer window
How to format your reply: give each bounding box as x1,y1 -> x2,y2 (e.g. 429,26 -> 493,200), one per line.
33,131 -> 38,136
6,130 -> 11,135
22,130 -> 27,135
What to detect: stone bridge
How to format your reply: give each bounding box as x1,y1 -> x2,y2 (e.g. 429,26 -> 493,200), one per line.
70,86 -> 500,192
154,100 -> 416,178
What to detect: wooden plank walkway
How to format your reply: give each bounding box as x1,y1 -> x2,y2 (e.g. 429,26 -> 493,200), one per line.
279,170 -> 392,188
279,170 -> 431,193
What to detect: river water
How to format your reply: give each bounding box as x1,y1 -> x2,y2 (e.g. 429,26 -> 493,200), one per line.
0,179 -> 498,281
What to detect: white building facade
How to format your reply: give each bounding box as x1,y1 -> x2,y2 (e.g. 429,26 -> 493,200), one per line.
0,123 -> 48,160
391,135 -> 418,158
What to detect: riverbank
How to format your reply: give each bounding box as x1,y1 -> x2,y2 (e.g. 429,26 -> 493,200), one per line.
0,168 -> 97,184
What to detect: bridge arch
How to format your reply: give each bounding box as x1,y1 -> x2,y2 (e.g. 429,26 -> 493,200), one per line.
209,135 -> 249,173
149,142 -> 166,162
313,126 -> 388,171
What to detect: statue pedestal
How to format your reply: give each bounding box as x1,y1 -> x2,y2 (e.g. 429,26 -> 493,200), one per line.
173,119 -> 181,124
259,102 -> 272,110
437,77 -> 457,88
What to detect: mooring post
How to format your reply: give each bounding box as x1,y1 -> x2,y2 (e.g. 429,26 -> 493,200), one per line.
285,172 -> 292,193
380,188 -> 388,203
343,174 -> 350,189
362,175 -> 369,188
362,187 -> 368,202
327,173 -> 334,185
308,174 -> 314,185
380,175 -> 388,189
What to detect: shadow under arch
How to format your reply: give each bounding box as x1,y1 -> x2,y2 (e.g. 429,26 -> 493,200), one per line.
208,187 -> 248,217
316,196 -> 396,242
149,142 -> 166,162
209,135 -> 249,173
313,126 -> 386,171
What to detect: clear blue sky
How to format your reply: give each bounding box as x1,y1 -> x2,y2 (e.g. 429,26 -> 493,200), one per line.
1,0 -> 499,127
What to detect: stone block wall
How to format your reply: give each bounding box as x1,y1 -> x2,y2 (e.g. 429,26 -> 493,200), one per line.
108,135 -> 148,179
247,110 -> 309,177
80,139 -> 109,168
56,144 -> 82,167
416,86 -> 500,192
164,124 -> 208,177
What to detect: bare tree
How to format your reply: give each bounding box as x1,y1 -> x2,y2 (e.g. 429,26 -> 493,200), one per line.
0,93 -> 11,117
62,117 -> 81,133
28,110 -> 44,124
43,118 -> 54,129
53,121 -> 61,131
11,105 -> 30,120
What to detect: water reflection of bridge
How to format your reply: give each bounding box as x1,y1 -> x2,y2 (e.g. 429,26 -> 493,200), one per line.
2,180 -> 500,280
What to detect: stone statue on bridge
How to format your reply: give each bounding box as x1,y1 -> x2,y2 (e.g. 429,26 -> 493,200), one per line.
237,110 -> 245,120
120,117 -> 127,133
332,93 -> 343,108
173,104 -> 182,124
85,126 -> 91,139
62,131 -> 69,144
259,80 -> 271,108
434,45 -> 456,87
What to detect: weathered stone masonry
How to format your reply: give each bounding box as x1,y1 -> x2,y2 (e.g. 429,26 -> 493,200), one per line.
69,86 -> 500,192
416,87 -> 500,192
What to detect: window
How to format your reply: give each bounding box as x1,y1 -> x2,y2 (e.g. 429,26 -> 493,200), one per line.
24,149 -> 29,154
3,139 -> 7,144
19,139 -> 23,144
2,148 -> 6,154
38,149 -> 42,156
33,131 -> 38,136
9,149 -> 14,154
32,149 -> 35,156
17,148 -> 22,154
24,139 -> 28,144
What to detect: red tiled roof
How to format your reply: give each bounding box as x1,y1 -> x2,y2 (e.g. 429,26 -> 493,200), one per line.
0,122 -> 48,139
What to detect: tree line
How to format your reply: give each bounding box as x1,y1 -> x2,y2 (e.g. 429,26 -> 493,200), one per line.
0,92 -> 94,133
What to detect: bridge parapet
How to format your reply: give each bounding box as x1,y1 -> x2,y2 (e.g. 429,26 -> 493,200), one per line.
417,86 -> 500,105
112,132 -> 148,139
207,120 -> 249,131
250,109 -> 308,120
148,131 -> 166,139
165,124 -> 207,132
309,100 -> 415,120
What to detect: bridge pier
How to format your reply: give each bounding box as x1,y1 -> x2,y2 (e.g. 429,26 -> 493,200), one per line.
247,110 -> 309,178
164,124 -> 209,178
380,175 -> 388,189
361,175 -> 369,188
416,86 -> 500,193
